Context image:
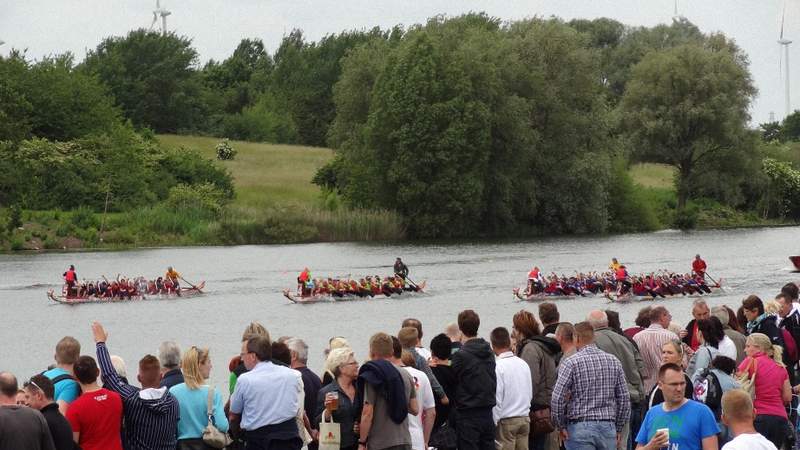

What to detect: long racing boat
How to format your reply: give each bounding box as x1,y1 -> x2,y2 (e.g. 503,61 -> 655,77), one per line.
47,281 -> 205,304
605,279 -> 725,303
283,280 -> 427,304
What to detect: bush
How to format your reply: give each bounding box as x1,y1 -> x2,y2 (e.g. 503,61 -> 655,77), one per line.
673,204 -> 699,230
8,204 -> 22,231
43,236 -> 61,249
9,236 -> 24,251
215,139 -> 237,160
70,206 -> 100,229
55,222 -> 76,237
219,94 -> 299,144
165,183 -> 227,217
157,148 -> 235,200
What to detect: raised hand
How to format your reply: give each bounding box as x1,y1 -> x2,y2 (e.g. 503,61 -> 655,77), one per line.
92,321 -> 108,344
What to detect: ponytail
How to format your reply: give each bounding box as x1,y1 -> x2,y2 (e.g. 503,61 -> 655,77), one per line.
771,344 -> 786,367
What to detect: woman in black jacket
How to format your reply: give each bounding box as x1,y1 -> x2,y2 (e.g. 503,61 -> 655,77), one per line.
742,295 -> 784,347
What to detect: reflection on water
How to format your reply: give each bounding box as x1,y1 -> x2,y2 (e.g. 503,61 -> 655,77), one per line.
1,226 -> 798,393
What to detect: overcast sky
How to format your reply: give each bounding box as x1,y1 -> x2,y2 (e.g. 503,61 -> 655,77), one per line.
1,0 -> 797,125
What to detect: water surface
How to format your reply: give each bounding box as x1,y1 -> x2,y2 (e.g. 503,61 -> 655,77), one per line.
1,226 -> 798,392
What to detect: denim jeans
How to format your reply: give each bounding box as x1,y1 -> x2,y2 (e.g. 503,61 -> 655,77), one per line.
627,402 -> 644,450
565,421 -> 617,450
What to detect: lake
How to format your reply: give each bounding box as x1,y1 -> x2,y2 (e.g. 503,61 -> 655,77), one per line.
1,226 -> 798,392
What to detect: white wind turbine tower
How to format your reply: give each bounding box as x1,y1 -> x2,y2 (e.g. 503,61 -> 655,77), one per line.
779,1 -> 793,118
150,0 -> 172,35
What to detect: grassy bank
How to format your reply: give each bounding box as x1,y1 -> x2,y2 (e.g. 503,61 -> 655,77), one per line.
628,163 -> 791,229
1,135 -> 405,251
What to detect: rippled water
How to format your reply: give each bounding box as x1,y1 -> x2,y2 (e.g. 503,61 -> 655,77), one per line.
1,226 -> 798,392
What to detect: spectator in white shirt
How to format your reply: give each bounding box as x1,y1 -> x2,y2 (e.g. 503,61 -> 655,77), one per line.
721,389 -> 777,450
491,327 -> 533,450
403,318 -> 432,360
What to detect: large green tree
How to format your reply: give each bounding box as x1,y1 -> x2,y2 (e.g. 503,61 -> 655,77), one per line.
0,51 -> 122,142
320,15 -> 618,237
621,41 -> 756,210
82,30 -> 208,133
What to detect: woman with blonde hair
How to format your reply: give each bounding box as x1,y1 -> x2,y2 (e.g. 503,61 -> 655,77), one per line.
737,333 -> 791,448
322,336 -> 351,386
647,339 -> 693,408
315,347 -> 359,450
170,346 -> 228,449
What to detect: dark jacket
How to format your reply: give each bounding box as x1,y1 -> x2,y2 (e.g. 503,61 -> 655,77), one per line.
315,380 -> 357,448
356,360 -> 408,424
451,338 -> 496,412
750,315 -> 784,348
159,368 -> 184,390
780,308 -> 800,362
298,367 -> 322,426
40,403 -> 74,450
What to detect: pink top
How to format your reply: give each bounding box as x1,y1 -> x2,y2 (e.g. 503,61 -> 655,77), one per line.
738,353 -> 788,418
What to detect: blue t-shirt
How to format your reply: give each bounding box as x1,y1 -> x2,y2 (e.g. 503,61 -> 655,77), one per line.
636,400 -> 719,450
43,367 -> 80,404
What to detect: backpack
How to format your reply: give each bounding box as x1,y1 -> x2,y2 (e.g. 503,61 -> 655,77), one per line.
781,328 -> 799,363
693,368 -> 723,419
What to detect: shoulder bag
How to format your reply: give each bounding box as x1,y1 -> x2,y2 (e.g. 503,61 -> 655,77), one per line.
203,386 -> 233,449
735,357 -> 758,398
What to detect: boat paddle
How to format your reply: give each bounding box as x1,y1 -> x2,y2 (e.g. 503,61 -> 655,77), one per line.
704,272 -> 721,289
180,276 -> 203,292
404,276 -> 420,290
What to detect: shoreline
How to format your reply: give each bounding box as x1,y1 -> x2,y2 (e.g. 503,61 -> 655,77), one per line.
2,220 -> 797,255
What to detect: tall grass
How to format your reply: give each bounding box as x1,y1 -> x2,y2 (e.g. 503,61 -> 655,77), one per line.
217,206 -> 404,244
307,208 -> 405,241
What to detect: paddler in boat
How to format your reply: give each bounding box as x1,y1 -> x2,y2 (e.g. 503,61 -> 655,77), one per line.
165,266 -> 181,296
692,254 -> 707,279
297,267 -> 311,296
63,265 -> 78,298
527,266 -> 543,295
609,257 -> 621,271
394,257 -> 409,280
615,264 -> 631,295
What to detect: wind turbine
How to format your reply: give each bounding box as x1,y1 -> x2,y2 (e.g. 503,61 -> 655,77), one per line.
779,1 -> 793,118
672,0 -> 684,21
150,0 -> 171,35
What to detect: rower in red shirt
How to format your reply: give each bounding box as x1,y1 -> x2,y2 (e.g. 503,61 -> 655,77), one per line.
692,254 -> 707,279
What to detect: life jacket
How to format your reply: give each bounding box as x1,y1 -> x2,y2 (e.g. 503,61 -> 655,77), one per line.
65,270 -> 76,282
615,268 -> 627,280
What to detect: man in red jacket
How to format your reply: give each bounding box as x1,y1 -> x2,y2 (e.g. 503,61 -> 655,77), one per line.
692,254 -> 707,278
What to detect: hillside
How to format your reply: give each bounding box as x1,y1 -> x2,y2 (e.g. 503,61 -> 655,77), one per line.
157,135 -> 334,209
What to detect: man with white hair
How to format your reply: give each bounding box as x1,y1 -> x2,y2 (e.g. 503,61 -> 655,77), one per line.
682,299 -> 710,352
157,341 -> 183,389
588,310 -> 646,450
287,337 -> 321,446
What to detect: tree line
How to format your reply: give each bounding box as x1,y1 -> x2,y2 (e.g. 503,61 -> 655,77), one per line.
2,13 -> 800,239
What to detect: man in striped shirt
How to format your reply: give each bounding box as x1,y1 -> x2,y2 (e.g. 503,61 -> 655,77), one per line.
632,307 -> 679,392
92,322 -> 180,450
551,322 -> 630,450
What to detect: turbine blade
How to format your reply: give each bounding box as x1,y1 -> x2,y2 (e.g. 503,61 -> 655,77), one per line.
150,13 -> 158,29
781,1 -> 786,40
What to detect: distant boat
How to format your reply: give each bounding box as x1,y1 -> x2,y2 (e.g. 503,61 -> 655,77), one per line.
791,256 -> 800,271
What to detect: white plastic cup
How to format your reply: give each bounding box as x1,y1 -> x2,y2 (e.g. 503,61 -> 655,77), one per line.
656,428 -> 670,450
